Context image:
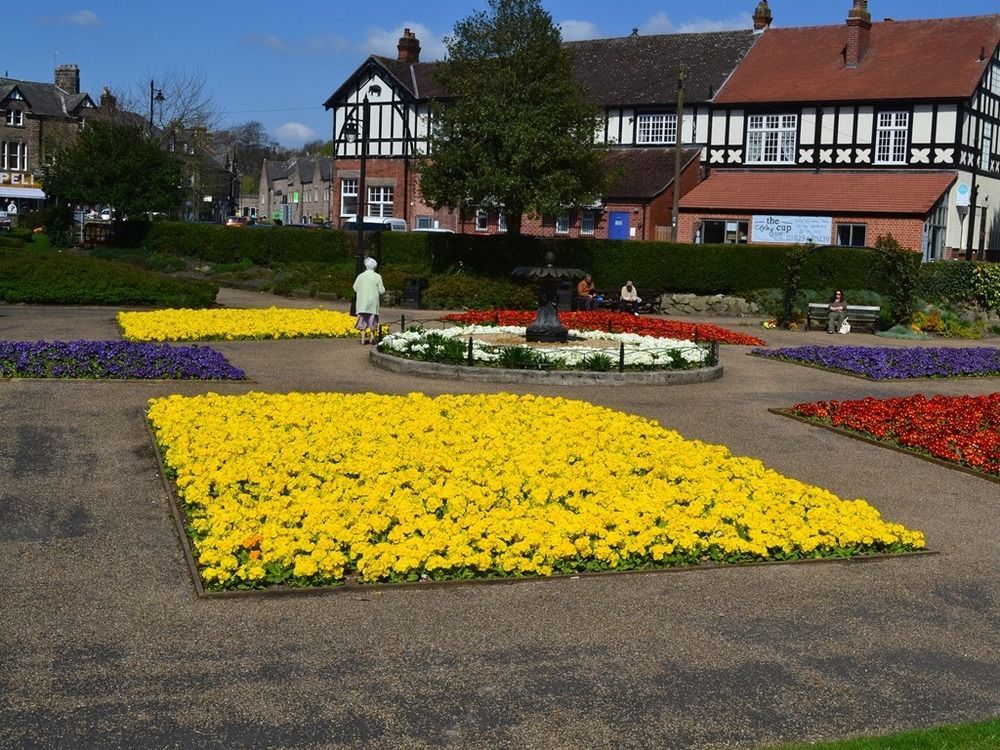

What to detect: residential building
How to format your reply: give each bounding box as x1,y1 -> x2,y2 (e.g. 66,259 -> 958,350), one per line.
0,64 -> 96,214
259,157 -> 333,225
679,2 -> 1000,258
323,27 -> 757,237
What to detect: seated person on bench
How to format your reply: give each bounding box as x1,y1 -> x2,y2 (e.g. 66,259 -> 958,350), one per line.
828,289 -> 847,334
620,280 -> 642,315
577,274 -> 597,311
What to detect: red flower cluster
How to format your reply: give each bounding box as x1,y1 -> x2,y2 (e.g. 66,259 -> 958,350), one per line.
443,310 -> 766,346
792,393 -> 1000,476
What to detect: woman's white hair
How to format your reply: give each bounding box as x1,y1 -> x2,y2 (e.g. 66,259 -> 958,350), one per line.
364,257 -> 378,270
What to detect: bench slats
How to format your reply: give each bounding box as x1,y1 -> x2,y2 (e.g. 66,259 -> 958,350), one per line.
806,303 -> 880,332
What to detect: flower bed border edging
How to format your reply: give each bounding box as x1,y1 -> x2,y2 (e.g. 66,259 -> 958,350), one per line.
147,417 -> 936,600
768,407 -> 1000,485
369,349 -> 724,386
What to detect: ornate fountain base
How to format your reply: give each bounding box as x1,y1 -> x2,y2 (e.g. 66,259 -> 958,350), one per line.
525,302 -> 569,342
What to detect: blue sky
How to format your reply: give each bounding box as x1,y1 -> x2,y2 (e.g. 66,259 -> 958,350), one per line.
10,1 -> 1000,147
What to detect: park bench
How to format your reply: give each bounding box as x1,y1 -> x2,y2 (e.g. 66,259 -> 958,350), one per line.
806,303 -> 880,333
590,288 -> 662,315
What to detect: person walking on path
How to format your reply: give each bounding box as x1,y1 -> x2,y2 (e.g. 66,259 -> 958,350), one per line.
353,257 -> 385,345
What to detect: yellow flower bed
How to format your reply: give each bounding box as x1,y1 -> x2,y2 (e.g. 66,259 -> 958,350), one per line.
147,392 -> 926,590
118,307 -> 358,341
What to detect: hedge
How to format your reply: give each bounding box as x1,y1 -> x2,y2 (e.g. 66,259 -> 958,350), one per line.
0,250 -> 218,307
921,260 -> 1000,313
140,221 -> 354,265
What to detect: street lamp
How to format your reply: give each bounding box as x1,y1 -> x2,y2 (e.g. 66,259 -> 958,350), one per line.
149,79 -> 165,128
342,85 -> 381,315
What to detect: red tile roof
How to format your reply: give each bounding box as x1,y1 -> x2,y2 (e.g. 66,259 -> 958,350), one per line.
715,15 -> 1000,104
679,171 -> 956,214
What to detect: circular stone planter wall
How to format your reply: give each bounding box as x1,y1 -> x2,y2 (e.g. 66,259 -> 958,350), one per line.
370,349 -> 723,386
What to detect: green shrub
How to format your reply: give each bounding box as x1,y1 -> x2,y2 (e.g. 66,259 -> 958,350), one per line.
0,236 -> 26,251
422,274 -> 536,310
141,222 -> 354,265
921,260 -> 1000,314
0,250 -> 218,307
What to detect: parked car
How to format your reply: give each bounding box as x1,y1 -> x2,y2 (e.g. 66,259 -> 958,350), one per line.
341,216 -> 407,232
225,216 -> 248,227
412,226 -> 456,234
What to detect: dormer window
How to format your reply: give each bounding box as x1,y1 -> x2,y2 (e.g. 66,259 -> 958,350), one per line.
636,113 -> 677,145
5,110 -> 24,127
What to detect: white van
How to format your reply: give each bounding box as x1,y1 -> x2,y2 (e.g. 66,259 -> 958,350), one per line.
341,216 -> 407,232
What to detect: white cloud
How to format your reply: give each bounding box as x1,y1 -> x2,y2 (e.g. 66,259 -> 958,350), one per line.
303,34 -> 355,55
640,12 -> 750,35
273,122 -> 319,146
364,23 -> 446,61
242,34 -> 291,53
63,9 -> 101,26
559,19 -> 602,42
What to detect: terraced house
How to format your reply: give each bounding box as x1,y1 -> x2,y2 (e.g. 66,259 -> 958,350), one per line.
0,64 -> 96,215
679,1 -> 1000,259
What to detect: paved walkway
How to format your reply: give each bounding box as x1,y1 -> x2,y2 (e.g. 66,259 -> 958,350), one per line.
1,294 -> 998,749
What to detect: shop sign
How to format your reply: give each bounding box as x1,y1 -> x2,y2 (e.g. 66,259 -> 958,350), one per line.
751,215 -> 832,244
0,172 -> 41,188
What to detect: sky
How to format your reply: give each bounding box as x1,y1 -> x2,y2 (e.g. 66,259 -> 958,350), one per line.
9,1 -> 1000,148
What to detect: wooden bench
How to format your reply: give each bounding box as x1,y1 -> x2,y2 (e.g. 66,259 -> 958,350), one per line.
806,303 -> 880,333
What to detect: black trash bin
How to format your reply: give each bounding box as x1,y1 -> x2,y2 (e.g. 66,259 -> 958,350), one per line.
402,277 -> 423,308
556,281 -> 573,312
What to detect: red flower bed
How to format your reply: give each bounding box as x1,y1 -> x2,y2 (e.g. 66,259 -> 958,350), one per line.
791,393 -> 1000,476
444,310 -> 765,346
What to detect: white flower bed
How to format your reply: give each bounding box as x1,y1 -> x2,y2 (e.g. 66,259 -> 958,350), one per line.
379,325 -> 709,368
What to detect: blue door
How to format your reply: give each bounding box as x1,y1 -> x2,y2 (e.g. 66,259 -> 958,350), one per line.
608,211 -> 629,240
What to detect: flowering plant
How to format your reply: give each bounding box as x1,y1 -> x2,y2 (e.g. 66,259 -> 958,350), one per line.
148,392 -> 925,590
753,345 -> 1000,380
379,325 -> 710,370
443,310 -> 765,346
0,340 -> 244,379
118,307 -> 358,341
791,393 -> 1000,476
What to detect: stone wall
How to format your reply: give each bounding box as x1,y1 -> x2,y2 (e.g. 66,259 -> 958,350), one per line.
658,293 -> 760,317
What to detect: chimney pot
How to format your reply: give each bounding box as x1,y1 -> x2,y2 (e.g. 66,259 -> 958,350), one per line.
397,28 -> 421,64
752,0 -> 772,31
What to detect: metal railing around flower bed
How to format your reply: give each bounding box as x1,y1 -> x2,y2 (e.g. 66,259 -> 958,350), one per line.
375,314 -> 720,373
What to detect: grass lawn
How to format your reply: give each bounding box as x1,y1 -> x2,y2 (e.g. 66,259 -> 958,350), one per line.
765,717 -> 1000,749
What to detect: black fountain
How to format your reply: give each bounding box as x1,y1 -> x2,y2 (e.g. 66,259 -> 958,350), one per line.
512,251 -> 586,343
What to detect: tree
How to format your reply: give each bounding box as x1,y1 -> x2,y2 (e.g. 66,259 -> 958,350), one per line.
43,121 -> 183,219
418,0 -> 608,236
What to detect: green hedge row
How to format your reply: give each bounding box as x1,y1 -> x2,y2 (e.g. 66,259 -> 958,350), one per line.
920,261 -> 1000,312
0,250 -> 218,307
139,221 -> 355,265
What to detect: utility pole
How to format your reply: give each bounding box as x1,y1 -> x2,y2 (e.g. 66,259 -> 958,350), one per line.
670,66 -> 686,243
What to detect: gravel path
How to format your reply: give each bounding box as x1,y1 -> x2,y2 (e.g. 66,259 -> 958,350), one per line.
1,293 -> 997,750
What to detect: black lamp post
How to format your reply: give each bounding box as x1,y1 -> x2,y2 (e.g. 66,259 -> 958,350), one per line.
342,85 -> 380,315
149,80 -> 165,128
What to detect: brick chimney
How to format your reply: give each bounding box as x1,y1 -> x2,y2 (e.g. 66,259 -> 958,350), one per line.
845,0 -> 872,68
397,28 -> 420,64
100,86 -> 117,110
752,1 -> 773,32
55,63 -> 80,94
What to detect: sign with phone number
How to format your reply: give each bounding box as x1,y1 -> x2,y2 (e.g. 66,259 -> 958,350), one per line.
751,215 -> 832,244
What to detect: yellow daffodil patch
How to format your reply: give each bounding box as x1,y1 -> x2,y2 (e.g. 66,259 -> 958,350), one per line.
147,392 -> 926,590
118,307 -> 358,341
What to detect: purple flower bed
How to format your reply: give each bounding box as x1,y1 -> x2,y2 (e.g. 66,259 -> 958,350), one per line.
751,345 -> 1000,380
0,341 -> 245,380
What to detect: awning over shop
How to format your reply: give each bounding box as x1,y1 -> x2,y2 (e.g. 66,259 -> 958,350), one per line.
0,187 -> 46,199
679,171 -> 956,215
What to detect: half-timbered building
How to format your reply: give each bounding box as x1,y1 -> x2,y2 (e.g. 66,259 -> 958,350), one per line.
323,27 -> 757,237
679,1 -> 1000,258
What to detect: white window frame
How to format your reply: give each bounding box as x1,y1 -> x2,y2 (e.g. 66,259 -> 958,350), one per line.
636,113 -> 677,145
980,122 -> 993,171
415,215 -> 433,229
581,210 -> 595,236
836,223 -> 867,247
367,186 -> 394,218
875,111 -> 909,165
340,178 -> 357,217
5,109 -> 24,127
474,209 -> 488,232
555,212 -> 570,234
746,114 -> 797,164
1,141 -> 27,171
497,212 -> 507,233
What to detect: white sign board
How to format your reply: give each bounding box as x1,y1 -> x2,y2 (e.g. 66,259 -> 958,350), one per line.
752,215 -> 832,244
955,183 -> 971,207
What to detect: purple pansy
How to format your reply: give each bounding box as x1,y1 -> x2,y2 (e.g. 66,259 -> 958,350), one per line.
0,341 -> 244,380
751,345 -> 1000,379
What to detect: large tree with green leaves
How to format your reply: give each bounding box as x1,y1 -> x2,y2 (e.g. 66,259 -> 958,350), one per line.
43,120 -> 183,218
418,0 -> 607,235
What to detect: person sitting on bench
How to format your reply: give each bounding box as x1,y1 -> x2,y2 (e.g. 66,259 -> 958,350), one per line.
620,280 -> 642,315
577,274 -> 597,311
828,289 -> 847,334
